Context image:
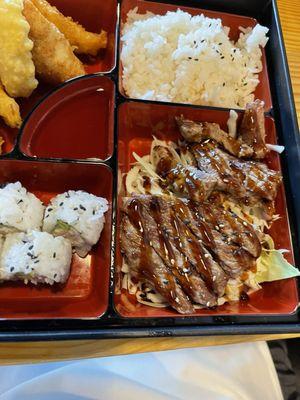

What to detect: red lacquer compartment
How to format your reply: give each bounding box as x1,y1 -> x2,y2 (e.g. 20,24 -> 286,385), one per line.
0,0 -> 117,155
20,76 -> 115,161
118,0 -> 272,111
115,101 -> 297,318
0,160 -> 112,319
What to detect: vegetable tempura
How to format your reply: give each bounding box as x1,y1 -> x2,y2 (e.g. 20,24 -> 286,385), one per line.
0,0 -> 38,97
0,83 -> 22,129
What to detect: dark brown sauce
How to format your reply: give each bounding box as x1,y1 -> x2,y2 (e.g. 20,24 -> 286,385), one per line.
142,176 -> 151,193
156,157 -> 173,178
240,291 -> 249,302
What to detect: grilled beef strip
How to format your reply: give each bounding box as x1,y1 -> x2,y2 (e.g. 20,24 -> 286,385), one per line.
191,141 -> 282,203
177,200 -> 257,277
198,203 -> 261,258
153,145 -> 219,202
120,212 -> 194,314
123,196 -> 217,308
239,100 -> 268,159
176,115 -> 253,158
191,141 -> 248,199
171,199 -> 228,296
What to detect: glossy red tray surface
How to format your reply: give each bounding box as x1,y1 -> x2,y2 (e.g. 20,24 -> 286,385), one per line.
0,160 -> 112,319
20,76 -> 115,160
119,0 -> 272,111
0,0 -> 117,156
115,101 -> 297,318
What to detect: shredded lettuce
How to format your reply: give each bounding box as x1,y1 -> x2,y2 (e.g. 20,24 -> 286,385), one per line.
255,249 -> 300,283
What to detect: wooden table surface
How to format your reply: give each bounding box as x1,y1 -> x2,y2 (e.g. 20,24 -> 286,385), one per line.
2,0 -> 300,365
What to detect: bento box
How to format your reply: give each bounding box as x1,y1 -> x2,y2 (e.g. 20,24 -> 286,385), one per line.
0,0 -> 299,341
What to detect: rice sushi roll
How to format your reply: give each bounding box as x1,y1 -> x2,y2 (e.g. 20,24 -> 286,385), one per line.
0,182 -> 44,234
43,190 -> 108,257
0,231 -> 72,285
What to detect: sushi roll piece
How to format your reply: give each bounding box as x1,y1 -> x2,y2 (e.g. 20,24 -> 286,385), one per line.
43,190 -> 108,257
0,182 -> 44,234
0,231 -> 72,284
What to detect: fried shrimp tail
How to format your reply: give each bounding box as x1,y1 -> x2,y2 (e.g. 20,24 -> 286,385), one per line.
0,0 -> 38,98
0,83 -> 22,129
30,0 -> 107,55
23,0 -> 85,85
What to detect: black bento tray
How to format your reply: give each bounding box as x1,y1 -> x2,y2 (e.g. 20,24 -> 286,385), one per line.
1,0 -> 300,342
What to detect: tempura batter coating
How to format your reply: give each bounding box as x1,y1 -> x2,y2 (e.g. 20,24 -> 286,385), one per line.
30,0 -> 107,55
0,0 -> 38,97
23,0 -> 85,85
0,83 -> 22,129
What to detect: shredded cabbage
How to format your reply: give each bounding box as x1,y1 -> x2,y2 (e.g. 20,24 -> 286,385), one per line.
256,249 -> 300,283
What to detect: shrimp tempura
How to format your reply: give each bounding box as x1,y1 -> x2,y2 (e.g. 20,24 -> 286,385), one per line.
30,0 -> 107,55
0,0 -> 38,98
23,0 -> 85,85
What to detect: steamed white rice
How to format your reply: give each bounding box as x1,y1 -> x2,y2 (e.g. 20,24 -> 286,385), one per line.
121,9 -> 269,108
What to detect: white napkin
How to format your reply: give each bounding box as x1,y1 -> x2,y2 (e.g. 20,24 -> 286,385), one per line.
0,341 -> 283,400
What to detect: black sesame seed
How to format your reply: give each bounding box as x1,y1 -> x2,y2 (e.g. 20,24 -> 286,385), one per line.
223,82 -> 225,87
28,245 -> 33,250
73,207 -> 78,211
193,40 -> 196,44
216,49 -> 220,54
221,56 -> 225,59
79,205 -> 86,211
92,210 -> 95,215
34,260 -> 39,264
194,58 -> 199,61
59,202 -> 64,206
31,268 -> 34,271
47,208 -> 53,211
22,240 -> 27,244
218,42 -> 222,45
45,215 -> 49,218
188,57 -> 192,60
10,267 -> 14,272
201,39 -> 205,43
66,194 -> 70,198
53,252 -> 56,258
243,82 -> 248,86
27,252 -> 33,257
54,273 -> 57,278
233,49 -> 236,53
26,265 -> 29,270
17,199 -> 23,204
209,23 -> 211,27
